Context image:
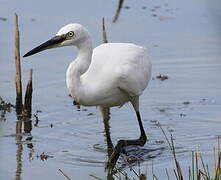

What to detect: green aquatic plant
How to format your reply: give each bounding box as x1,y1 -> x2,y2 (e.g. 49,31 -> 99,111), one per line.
159,123 -> 221,180
90,124 -> 221,180
0,97 -> 14,121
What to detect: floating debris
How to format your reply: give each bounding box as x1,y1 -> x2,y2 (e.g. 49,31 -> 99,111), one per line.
93,143 -> 106,152
123,6 -> 130,9
154,5 -> 161,9
180,113 -> 186,117
150,119 -> 158,123
139,174 -> 146,180
33,110 -> 42,127
61,150 -> 69,152
87,113 -> 94,116
159,108 -> 166,112
27,143 -> 33,149
0,17 -> 7,21
155,140 -> 164,144
183,101 -> 190,105
156,74 -> 168,81
0,97 -> 14,121
26,136 -> 32,141
0,97 -> 14,111
168,129 -> 174,132
158,16 -> 175,21
37,152 -> 54,161
31,18 -> 36,22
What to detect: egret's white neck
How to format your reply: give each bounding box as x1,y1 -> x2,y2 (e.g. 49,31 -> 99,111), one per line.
66,36 -> 93,101
75,37 -> 93,74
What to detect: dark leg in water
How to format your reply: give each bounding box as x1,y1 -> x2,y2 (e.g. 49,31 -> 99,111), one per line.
108,97 -> 147,168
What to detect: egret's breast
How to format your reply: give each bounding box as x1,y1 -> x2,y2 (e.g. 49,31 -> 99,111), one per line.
78,84 -> 130,107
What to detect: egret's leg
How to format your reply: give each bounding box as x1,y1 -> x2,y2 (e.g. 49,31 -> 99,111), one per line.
99,106 -> 114,157
108,97 -> 147,168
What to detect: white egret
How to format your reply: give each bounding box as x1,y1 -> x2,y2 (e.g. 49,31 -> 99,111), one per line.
23,23 -> 152,165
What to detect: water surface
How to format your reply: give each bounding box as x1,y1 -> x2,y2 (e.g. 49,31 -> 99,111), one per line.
0,0 -> 221,179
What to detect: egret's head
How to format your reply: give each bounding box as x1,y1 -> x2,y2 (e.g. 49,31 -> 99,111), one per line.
23,23 -> 90,57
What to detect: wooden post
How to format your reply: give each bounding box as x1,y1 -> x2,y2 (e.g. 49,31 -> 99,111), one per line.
102,18 -> 108,43
24,69 -> 33,118
14,13 -> 23,115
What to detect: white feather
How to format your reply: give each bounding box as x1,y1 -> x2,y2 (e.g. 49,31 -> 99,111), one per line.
62,24 -> 151,107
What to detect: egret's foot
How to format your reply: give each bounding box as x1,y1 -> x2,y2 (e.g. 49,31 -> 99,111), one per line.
107,134 -> 147,169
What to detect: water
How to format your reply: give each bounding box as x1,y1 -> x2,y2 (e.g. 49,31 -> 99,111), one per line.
0,0 -> 221,179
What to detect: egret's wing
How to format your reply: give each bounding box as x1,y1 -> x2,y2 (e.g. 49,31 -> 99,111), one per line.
117,49 -> 152,97
82,43 -> 151,96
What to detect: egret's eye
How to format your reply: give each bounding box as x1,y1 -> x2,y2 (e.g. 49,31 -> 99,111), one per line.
68,31 -> 74,37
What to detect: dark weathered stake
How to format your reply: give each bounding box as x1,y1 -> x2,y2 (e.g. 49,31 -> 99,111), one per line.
24,69 -> 33,118
102,17 -> 108,43
14,14 -> 34,119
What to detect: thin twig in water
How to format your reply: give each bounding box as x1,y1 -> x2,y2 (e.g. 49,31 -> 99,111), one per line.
188,166 -> 191,180
112,0 -> 124,23
173,169 -> 179,180
170,134 -> 183,180
157,123 -> 172,151
152,160 -> 154,180
58,169 -> 72,180
195,151 -> 199,180
158,123 -> 183,180
89,174 -> 103,180
130,167 -> 139,177
192,151 -> 194,180
153,174 -> 159,180
199,152 -> 208,177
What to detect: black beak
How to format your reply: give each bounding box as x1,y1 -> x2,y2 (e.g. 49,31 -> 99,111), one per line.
23,35 -> 66,57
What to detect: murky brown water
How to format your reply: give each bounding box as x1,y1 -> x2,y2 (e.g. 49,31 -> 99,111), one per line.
1,0 -> 221,179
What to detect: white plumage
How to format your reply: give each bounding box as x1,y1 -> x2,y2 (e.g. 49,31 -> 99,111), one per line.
23,23 -> 152,161
60,24 -> 152,108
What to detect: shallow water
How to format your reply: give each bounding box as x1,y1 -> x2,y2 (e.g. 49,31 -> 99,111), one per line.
1,0 -> 221,179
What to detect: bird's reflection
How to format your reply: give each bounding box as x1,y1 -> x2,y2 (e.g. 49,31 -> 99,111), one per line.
102,115 -> 130,180
102,114 -> 115,180
102,113 -> 165,180
15,115 -> 33,180
102,116 -> 114,158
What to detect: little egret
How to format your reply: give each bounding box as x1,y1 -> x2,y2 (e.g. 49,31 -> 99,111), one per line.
23,23 -> 152,166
